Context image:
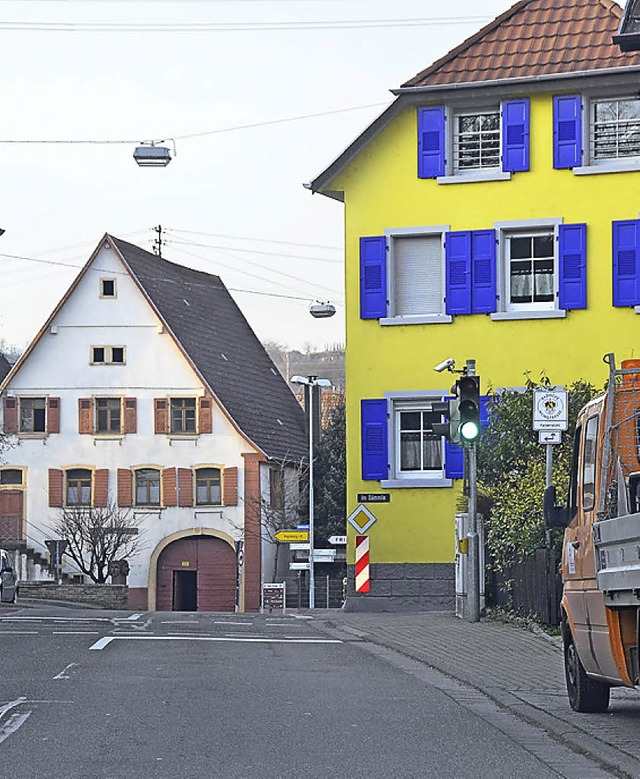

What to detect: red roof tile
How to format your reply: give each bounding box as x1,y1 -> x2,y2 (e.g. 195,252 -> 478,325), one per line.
401,0 -> 640,89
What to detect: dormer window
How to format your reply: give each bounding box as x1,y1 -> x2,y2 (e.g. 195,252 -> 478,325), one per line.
100,278 -> 116,298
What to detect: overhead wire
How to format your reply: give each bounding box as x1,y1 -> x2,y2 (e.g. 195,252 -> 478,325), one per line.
165,227 -> 341,251
165,237 -> 342,265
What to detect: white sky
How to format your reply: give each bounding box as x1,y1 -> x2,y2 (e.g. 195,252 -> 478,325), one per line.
0,0 -> 514,353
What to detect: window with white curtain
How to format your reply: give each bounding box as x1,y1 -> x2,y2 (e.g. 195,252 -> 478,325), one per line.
393,400 -> 444,478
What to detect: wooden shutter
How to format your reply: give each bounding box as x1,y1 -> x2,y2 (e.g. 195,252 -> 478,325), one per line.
223,467 -> 238,506
553,95 -> 582,169
559,224 -> 587,311
3,397 -> 17,434
48,469 -> 64,508
154,398 -> 168,434
361,399 -> 388,481
117,469 -> 133,507
162,467 -> 177,507
613,220 -> 640,307
178,468 -> 193,507
94,469 -> 109,507
445,231 -> 472,315
78,398 -> 93,434
471,230 -> 497,314
198,397 -> 212,434
360,236 -> 387,320
502,98 -> 530,173
46,397 -> 60,434
124,398 -> 137,434
417,106 -> 446,178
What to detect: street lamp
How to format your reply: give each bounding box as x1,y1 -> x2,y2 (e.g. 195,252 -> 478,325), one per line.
291,374 -> 331,609
133,141 -> 173,167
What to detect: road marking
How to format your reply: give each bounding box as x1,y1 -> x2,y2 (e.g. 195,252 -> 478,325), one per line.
53,662 -> 78,680
160,621 -> 200,625
213,620 -> 252,626
0,631 -> 39,635
53,631 -> 99,635
0,616 -> 111,623
90,635 -> 342,650
0,711 -> 31,745
111,613 -> 143,623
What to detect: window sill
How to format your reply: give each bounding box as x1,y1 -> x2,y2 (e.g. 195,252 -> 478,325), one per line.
574,161 -> 640,176
490,310 -> 567,321
16,432 -> 48,439
167,434 -> 199,441
380,314 -> 453,326
437,171 -> 512,185
381,478 -> 453,489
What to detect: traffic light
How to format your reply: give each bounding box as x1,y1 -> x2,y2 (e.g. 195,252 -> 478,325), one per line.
457,375 -> 481,443
431,398 -> 460,444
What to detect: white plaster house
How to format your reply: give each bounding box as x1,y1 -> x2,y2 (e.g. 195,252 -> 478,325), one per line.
0,234 -> 306,611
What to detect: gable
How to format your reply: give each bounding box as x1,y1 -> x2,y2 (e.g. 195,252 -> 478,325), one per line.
401,0 -> 640,89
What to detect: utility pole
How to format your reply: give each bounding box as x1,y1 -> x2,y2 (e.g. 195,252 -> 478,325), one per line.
152,224 -> 164,258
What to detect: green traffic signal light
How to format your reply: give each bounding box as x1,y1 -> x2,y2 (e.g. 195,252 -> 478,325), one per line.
457,375 -> 480,444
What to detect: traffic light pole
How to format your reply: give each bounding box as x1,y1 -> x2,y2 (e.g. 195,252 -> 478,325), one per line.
466,442 -> 480,623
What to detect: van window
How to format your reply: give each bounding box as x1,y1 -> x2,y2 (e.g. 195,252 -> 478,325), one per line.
569,425 -> 582,519
583,415 -> 599,512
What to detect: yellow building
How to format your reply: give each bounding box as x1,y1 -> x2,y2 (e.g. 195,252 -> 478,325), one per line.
308,0 -> 640,610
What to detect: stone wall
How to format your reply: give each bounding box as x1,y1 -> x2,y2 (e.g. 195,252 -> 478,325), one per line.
344,563 -> 455,612
19,582 -> 128,610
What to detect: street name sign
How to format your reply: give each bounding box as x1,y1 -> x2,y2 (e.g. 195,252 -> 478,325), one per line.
357,493 -> 390,503
329,536 -> 347,545
289,542 -> 311,551
533,388 -> 568,431
275,530 -> 309,543
290,562 -> 311,571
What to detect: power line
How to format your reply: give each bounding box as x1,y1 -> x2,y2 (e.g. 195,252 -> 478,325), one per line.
0,101 -> 389,145
165,237 -> 342,265
166,228 -> 341,251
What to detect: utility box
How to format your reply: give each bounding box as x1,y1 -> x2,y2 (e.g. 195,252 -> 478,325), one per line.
455,513 -> 486,619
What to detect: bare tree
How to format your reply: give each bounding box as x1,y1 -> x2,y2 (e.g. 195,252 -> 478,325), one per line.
53,501 -> 146,583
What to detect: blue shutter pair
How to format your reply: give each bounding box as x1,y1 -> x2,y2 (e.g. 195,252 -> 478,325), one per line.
612,220 -> 640,307
418,99 -> 530,179
553,95 -> 582,169
445,230 -> 497,315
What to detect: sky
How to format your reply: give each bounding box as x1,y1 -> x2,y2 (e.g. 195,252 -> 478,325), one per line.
0,0 -> 519,353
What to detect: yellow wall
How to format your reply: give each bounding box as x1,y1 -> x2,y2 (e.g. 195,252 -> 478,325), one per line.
335,91 -> 640,565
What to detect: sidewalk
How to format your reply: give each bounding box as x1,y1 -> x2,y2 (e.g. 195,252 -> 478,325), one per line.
316,610 -> 640,778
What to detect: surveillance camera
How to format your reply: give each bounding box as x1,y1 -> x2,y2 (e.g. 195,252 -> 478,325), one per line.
434,357 -> 455,373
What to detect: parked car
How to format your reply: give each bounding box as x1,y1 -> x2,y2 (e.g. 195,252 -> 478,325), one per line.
0,549 -> 18,603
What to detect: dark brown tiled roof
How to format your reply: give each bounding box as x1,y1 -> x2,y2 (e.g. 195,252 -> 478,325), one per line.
110,237 -> 307,463
402,0 -> 640,89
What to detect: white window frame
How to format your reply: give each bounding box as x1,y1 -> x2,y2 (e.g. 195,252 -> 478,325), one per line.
381,225 -> 452,326
381,391 -> 453,489
589,95 -> 640,166
100,277 -> 117,299
576,92 -> 640,176
90,345 -> 126,365
453,106 -> 501,174
491,218 -> 566,321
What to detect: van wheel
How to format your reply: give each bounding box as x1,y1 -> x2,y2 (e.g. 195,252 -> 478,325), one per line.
564,628 -> 610,712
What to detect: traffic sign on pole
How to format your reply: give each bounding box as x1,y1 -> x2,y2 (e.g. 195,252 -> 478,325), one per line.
533,389 -> 568,431
329,535 -> 347,545
275,530 -> 310,543
290,562 -> 311,571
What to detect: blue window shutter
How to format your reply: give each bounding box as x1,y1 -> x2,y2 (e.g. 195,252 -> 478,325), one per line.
418,106 -> 446,179
471,230 -> 497,314
361,399 -> 388,481
445,441 -> 464,479
553,95 -> 582,169
445,231 -> 472,315
480,395 -> 491,429
612,220 -> 640,307
360,236 -> 387,319
558,223 -> 587,310
502,98 -> 530,173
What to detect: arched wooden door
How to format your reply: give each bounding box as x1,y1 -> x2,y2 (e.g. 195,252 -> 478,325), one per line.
156,536 -> 236,612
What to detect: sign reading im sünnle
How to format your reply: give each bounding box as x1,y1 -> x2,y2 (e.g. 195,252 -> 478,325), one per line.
357,493 -> 390,503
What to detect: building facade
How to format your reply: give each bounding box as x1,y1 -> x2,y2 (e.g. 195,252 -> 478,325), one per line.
0,235 -> 306,611
309,0 -> 640,610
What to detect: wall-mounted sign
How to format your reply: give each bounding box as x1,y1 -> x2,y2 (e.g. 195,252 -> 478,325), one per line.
357,493 -> 390,503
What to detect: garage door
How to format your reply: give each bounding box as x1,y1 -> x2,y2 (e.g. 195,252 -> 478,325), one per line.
156,536 -> 236,612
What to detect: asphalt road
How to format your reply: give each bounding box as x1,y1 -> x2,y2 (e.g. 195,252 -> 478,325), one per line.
0,603 -> 593,778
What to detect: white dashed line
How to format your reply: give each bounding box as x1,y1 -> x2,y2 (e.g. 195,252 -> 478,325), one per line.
90,635 -> 342,650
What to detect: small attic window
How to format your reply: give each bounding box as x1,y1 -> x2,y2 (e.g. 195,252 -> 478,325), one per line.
100,278 -> 116,298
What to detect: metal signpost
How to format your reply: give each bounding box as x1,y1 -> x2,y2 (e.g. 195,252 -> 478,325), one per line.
533,388 -> 568,488
262,582 -> 286,613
